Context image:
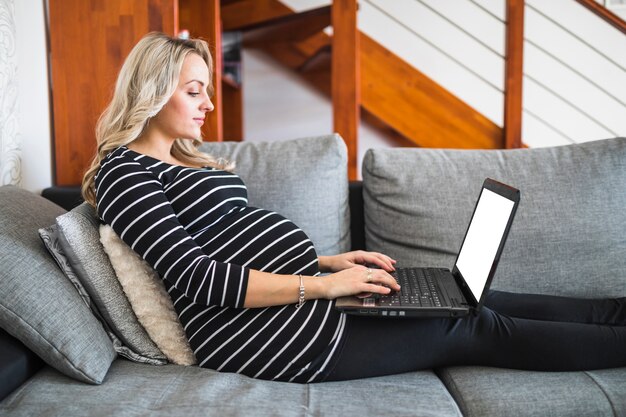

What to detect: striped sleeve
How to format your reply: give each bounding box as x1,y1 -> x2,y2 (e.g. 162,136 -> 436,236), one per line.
95,152 -> 249,308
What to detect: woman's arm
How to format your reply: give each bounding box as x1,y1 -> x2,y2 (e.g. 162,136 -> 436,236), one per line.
243,264 -> 400,308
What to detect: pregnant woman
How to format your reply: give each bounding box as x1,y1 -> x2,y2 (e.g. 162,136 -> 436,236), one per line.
81,32 -> 626,383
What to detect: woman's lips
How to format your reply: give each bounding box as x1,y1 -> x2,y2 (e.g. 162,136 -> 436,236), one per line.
194,118 -> 204,126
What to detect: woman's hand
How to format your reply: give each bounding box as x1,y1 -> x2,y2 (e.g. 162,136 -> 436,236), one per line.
319,250 -> 396,273
322,265 -> 401,300
245,251 -> 399,306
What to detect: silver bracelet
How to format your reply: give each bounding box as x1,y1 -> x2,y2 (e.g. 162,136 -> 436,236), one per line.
296,274 -> 305,309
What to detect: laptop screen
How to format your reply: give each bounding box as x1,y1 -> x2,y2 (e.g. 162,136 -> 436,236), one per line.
455,188 -> 515,302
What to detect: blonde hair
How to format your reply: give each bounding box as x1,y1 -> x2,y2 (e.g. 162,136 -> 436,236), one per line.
81,32 -> 232,207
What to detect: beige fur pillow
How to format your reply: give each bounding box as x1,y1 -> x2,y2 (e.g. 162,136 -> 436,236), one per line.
99,225 -> 196,366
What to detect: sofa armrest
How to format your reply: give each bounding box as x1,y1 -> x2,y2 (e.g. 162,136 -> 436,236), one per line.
41,186 -> 83,211
0,328 -> 44,402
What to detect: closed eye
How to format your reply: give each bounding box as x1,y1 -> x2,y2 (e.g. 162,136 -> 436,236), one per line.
189,92 -> 200,97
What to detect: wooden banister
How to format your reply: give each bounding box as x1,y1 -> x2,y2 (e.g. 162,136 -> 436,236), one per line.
332,0 -> 360,180
503,0 -> 525,149
574,0 -> 626,35
180,0 -> 224,141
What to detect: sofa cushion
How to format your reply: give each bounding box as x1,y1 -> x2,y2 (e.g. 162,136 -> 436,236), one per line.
199,134 -> 351,256
437,366 -> 626,417
585,368 -> 626,416
0,328 -> 43,402
0,185 -> 117,384
54,204 -> 167,365
362,137 -> 626,297
39,222 -> 167,366
0,360 -> 463,417
99,224 -> 196,366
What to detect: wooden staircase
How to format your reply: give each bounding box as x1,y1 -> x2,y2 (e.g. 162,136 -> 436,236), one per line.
218,0 -> 508,179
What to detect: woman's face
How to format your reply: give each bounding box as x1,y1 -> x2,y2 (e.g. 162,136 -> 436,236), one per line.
151,53 -> 213,141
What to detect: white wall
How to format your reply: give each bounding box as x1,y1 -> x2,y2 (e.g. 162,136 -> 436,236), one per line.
0,0 -> 52,193
242,49 -> 332,142
14,0 -> 52,192
523,0 -> 626,147
0,0 -> 21,186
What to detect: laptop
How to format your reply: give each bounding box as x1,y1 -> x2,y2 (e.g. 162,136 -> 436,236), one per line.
335,178 -> 520,318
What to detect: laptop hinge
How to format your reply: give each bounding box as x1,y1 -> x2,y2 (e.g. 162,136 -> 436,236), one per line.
451,267 -> 478,309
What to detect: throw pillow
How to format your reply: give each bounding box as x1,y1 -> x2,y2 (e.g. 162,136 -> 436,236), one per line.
99,224 -> 196,366
55,203 -> 167,365
39,224 -> 169,365
0,185 -> 116,384
39,224 -> 92,308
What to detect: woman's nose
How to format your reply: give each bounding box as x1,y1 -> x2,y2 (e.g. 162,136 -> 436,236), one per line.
203,97 -> 215,113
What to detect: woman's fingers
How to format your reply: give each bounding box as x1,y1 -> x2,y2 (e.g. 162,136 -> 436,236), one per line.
361,266 -> 400,292
327,265 -> 400,300
357,251 -> 396,271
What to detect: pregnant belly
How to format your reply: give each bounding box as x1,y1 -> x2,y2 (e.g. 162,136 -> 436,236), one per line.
194,206 -> 319,275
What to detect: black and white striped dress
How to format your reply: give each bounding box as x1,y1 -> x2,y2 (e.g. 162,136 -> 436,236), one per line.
94,146 -> 346,382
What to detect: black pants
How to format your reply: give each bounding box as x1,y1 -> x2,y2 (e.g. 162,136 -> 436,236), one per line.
324,290 -> 626,381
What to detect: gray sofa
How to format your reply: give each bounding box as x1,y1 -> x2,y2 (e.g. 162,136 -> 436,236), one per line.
1,134 -> 624,416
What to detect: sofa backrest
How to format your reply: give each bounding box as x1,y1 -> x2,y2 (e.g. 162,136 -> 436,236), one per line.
199,134 -> 351,256
362,137 -> 626,298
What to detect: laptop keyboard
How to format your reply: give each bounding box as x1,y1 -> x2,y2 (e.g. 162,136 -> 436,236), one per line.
379,268 -> 443,307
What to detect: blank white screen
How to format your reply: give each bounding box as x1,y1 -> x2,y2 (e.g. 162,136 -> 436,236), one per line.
455,189 -> 514,301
